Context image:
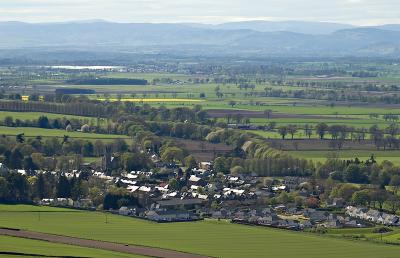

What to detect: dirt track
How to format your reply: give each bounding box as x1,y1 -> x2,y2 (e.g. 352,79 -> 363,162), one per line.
0,228 -> 208,258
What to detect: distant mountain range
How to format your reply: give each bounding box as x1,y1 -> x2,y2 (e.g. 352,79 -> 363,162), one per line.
185,21 -> 356,35
1,20 -> 400,58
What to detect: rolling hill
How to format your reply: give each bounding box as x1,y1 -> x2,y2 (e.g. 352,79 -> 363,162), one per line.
1,21 -> 400,57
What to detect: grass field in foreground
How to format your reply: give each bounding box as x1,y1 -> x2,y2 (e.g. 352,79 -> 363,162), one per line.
0,205 -> 400,258
0,236 -> 142,258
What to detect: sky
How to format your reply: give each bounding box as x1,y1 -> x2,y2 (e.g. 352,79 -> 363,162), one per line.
1,0 -> 400,25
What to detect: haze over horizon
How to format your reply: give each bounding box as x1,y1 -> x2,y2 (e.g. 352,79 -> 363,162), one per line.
1,0 -> 400,26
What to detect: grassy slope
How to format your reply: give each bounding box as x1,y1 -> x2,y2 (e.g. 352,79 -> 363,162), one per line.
0,236 -> 143,258
0,205 -> 399,258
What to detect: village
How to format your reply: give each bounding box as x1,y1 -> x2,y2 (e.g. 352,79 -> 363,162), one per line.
7,154 -> 394,232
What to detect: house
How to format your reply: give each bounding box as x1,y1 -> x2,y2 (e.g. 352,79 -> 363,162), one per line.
301,221 -> 313,229
127,185 -> 140,192
274,205 -> 287,212
139,186 -> 152,193
344,219 -> 363,228
366,209 -> 381,222
325,219 -> 342,228
345,206 -> 368,219
284,220 -> 300,230
0,163 -> 8,176
261,208 -> 273,215
305,210 -> 329,222
119,206 -> 131,216
199,162 -> 212,170
40,198 -> 54,205
327,198 -> 346,208
258,214 -> 280,225
146,210 -> 198,222
120,179 -> 137,185
17,169 -> 27,175
155,198 -> 204,210
228,176 -> 239,183
212,209 -> 231,219
188,175 -> 206,186
74,199 -> 93,208
286,207 -> 299,215
223,188 -> 245,197
382,213 -> 399,226
233,210 -> 246,220
271,185 -> 287,192
346,206 -> 399,226
53,198 -> 74,207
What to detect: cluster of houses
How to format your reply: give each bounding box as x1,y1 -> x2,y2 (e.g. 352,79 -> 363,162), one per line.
346,206 -> 400,226
40,198 -> 93,209
5,157 -> 400,230
210,206 -> 365,230
118,198 -> 203,222
88,165 -> 367,228
30,161 -> 381,229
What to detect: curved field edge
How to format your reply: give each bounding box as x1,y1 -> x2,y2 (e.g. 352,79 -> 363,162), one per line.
0,205 -> 400,258
0,235 -> 144,258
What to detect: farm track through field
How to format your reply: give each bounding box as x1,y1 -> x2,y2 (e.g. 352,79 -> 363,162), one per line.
0,228 -> 209,258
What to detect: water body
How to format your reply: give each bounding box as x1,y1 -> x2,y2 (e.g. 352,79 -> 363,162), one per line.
45,66 -> 125,70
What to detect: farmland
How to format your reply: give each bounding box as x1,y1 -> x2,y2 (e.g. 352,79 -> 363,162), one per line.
327,227 -> 400,244
2,14 -> 400,258
97,98 -> 205,103
1,205 -> 400,258
0,111 -> 89,121
0,236 -> 143,258
0,126 -> 130,141
288,150 -> 400,164
6,68 -> 400,165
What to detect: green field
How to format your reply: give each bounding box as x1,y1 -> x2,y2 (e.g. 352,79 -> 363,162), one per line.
288,150 -> 400,164
0,126 -> 130,141
246,116 -> 391,129
0,236 -> 142,258
0,111 -> 90,121
327,227 -> 400,244
1,205 -> 400,258
16,71 -> 400,166
44,78 -> 398,115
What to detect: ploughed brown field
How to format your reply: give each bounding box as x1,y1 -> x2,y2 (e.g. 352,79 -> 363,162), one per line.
172,138 -> 234,161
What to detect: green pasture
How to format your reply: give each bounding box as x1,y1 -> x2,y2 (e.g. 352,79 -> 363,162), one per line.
288,150 -> 400,164
0,236 -> 142,258
327,227 -> 400,244
0,111 -> 90,121
0,205 -> 400,258
246,117 -> 390,128
0,126 -> 130,141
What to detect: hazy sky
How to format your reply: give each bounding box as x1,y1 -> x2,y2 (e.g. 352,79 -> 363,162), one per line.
1,0 -> 400,25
